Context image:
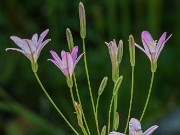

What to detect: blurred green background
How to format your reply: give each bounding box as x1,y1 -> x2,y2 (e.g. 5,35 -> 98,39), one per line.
0,0 -> 180,135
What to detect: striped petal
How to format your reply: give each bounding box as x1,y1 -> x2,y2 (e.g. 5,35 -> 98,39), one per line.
143,125 -> 158,135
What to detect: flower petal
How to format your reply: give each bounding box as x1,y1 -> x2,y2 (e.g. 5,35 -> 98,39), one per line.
109,131 -> 125,135
50,50 -> 63,69
135,43 -> 151,60
32,33 -> 38,44
10,36 -> 31,53
156,32 -> 166,51
142,31 -> 153,44
75,52 -> 84,66
37,29 -> 49,46
143,125 -> 158,135
129,118 -> 142,133
5,48 -> 32,61
66,52 -> 74,77
71,46 -> 78,63
156,34 -> 172,60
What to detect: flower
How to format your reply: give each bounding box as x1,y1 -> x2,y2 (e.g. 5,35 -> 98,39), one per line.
109,118 -> 158,135
6,29 -> 51,72
48,46 -> 84,78
135,31 -> 172,72
105,39 -> 123,82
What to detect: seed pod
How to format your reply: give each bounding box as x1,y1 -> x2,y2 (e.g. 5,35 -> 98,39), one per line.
98,77 -> 108,96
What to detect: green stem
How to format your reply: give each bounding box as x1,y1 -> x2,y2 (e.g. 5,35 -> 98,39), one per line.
95,96 -> 100,134
124,66 -> 134,133
108,95 -> 114,134
113,88 -> 118,130
82,38 -> 100,135
140,72 -> 155,122
73,74 -> 91,135
33,72 -> 79,135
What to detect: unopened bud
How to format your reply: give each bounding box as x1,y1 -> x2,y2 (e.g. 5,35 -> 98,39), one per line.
101,125 -> 106,135
79,2 -> 86,38
74,101 -> 83,127
66,28 -> 74,52
129,35 -> 135,66
114,112 -> 119,131
98,77 -> 108,96
118,40 -> 123,64
113,76 -> 123,96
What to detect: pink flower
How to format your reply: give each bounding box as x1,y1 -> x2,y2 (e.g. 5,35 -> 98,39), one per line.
6,29 -> 51,64
135,31 -> 172,62
48,46 -> 84,78
109,118 -> 158,135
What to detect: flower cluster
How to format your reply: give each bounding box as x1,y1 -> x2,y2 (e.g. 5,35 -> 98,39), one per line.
5,2 -> 172,135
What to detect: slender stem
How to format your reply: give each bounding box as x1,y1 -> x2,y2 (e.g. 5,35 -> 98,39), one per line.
73,74 -> 91,135
140,72 -> 155,122
82,38 -> 100,135
113,88 -> 118,130
124,66 -> 134,133
108,95 -> 114,134
33,72 -> 79,135
95,96 -> 100,134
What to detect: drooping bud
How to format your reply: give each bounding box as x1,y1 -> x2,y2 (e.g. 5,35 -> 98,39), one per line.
113,76 -> 123,96
118,40 -> 123,64
98,77 -> 108,96
66,28 -> 74,52
101,125 -> 106,135
79,2 -> 86,38
114,112 -> 119,131
129,35 -> 135,67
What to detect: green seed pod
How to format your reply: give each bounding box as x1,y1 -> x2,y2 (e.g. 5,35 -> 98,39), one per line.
98,77 -> 108,96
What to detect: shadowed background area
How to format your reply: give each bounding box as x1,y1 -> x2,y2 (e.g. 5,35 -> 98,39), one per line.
0,0 -> 180,135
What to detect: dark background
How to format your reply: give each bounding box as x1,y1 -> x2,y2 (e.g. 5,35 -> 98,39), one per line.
0,0 -> 180,135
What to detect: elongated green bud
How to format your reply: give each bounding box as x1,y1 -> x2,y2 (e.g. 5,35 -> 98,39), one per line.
129,35 -> 135,66
114,112 -> 119,131
98,77 -> 108,96
66,28 -> 74,52
101,126 -> 106,135
113,76 -> 123,95
79,2 -> 86,38
118,40 -> 123,64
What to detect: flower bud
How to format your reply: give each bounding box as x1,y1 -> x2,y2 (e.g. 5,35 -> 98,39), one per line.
129,35 -> 135,67
118,40 -> 123,64
114,112 -> 119,131
101,125 -> 106,135
79,2 -> 86,38
74,102 -> 83,127
113,76 -> 123,96
98,77 -> 108,96
66,28 -> 74,52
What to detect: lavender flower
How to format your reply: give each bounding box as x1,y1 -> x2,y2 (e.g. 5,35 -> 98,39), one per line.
48,46 -> 84,78
135,31 -> 172,72
109,118 -> 158,135
6,29 -> 51,72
